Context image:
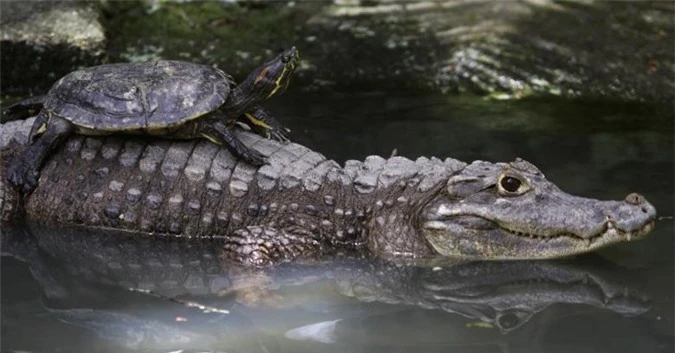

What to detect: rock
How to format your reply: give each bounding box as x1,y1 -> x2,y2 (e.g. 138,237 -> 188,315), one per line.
1,1 -> 106,96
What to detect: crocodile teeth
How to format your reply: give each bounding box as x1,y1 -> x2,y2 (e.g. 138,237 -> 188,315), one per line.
584,238 -> 591,248
626,233 -> 632,241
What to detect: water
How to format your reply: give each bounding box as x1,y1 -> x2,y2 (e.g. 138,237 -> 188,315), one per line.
2,93 -> 673,352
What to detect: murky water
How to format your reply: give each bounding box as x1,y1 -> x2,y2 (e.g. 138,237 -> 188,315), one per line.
2,93 -> 673,352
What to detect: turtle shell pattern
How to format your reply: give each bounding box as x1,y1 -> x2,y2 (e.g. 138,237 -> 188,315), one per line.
44,60 -> 232,131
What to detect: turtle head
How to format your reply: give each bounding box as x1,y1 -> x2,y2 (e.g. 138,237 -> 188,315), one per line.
245,47 -> 299,100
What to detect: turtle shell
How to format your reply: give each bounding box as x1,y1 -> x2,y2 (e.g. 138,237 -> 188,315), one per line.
44,60 -> 232,131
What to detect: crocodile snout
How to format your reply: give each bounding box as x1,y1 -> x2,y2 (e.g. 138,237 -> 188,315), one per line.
604,193 -> 656,238
624,192 -> 656,219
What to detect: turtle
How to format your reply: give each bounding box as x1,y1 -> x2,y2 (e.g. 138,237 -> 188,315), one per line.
6,47 -> 300,194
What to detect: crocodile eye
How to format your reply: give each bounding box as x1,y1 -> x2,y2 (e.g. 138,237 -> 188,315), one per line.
500,176 -> 521,193
497,173 -> 530,196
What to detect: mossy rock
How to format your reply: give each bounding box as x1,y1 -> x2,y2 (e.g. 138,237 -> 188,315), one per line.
1,1 -> 106,97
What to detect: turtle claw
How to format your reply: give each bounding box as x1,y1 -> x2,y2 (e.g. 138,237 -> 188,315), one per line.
269,128 -> 290,143
6,161 -> 40,194
241,148 -> 267,167
243,106 -> 291,143
248,123 -> 290,143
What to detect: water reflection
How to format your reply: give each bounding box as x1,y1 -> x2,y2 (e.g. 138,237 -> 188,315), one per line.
1,225 -> 667,353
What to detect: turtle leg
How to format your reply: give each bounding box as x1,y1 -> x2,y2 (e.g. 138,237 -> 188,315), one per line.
2,95 -> 46,122
242,105 -> 291,143
198,118 -> 267,166
6,114 -> 73,194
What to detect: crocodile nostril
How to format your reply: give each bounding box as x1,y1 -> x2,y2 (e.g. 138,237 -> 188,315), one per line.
625,192 -> 645,205
641,207 -> 648,213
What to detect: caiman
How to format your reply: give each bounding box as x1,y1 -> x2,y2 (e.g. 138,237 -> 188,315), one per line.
0,118 -> 656,265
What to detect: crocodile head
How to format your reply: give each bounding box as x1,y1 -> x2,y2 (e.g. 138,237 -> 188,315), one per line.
420,159 -> 656,259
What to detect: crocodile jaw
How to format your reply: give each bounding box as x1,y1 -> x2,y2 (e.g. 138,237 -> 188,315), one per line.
420,197 -> 657,260
422,218 -> 655,259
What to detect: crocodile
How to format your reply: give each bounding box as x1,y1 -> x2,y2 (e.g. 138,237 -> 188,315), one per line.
0,117 -> 657,265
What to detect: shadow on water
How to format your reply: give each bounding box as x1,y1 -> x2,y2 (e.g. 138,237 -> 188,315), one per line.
0,224 -> 670,352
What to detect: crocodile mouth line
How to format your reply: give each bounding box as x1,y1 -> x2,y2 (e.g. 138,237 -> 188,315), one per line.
499,220 -> 655,246
425,216 -> 654,247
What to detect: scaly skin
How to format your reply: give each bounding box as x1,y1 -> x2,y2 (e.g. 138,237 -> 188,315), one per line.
0,118 -> 657,265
